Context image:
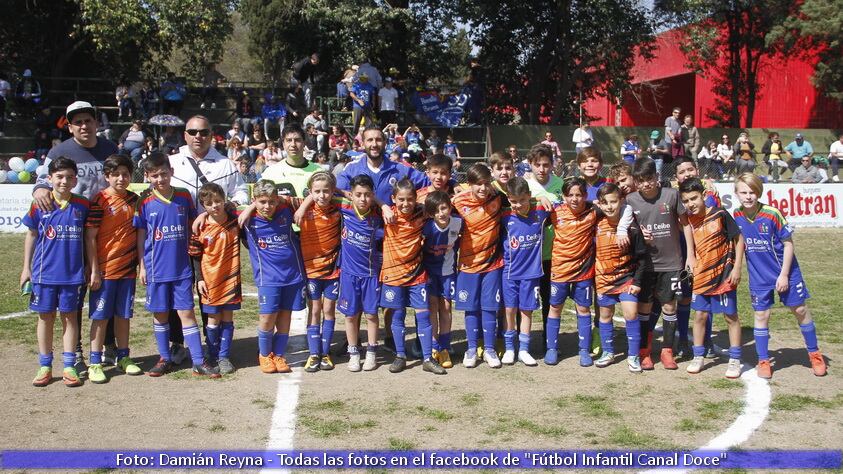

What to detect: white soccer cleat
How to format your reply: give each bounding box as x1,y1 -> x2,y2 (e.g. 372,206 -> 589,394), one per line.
518,350 -> 537,367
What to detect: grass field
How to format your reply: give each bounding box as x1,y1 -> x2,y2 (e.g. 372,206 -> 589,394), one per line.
0,229 -> 841,472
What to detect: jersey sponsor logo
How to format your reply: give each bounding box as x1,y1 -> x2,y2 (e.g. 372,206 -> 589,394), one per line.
509,236 -> 519,249
341,227 -> 348,239
758,222 -> 769,234
45,225 -> 56,239
659,202 -> 670,214
154,228 -> 164,241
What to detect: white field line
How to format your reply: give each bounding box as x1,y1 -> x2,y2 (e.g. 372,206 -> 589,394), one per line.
0,310 -> 34,320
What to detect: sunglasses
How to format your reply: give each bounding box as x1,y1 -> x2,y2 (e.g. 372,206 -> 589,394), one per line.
186,129 -> 211,137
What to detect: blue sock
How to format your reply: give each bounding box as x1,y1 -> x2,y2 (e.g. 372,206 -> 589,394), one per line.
439,332 -> 452,351
273,333 -> 289,357
704,312 -> 713,347
306,324 -> 320,356
62,351 -> 75,369
183,324 -> 204,365
257,329 -> 273,357
626,319 -> 641,356
39,352 -> 53,367
321,319 -> 335,356
693,345 -> 705,357
416,309 -> 432,360
576,314 -> 592,353
206,324 -> 220,360
504,329 -> 517,351
518,332 -> 530,352
391,308 -> 407,357
677,303 -> 691,342
432,336 -> 440,352
116,348 -> 130,361
546,317 -> 561,352
599,322 -> 614,353
754,327 -> 770,360
800,322 -> 819,353
464,311 -> 480,351
153,322 -> 171,361
219,322 -> 234,359
90,351 -> 103,365
481,310 -> 497,350
729,345 -> 742,360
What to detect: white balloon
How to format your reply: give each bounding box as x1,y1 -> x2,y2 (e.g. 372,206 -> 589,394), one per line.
8,157 -> 24,172
0,171 -> 6,183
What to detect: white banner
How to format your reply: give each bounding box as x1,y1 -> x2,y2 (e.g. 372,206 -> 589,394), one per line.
714,182 -> 843,227
0,184 -> 35,233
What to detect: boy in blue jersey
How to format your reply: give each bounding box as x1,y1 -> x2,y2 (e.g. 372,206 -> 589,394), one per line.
501,177 -> 550,366
422,190 -> 462,369
241,180 -> 306,375
578,147 -> 607,202
134,152 -> 219,378
733,173 -> 826,379
22,157 -> 92,387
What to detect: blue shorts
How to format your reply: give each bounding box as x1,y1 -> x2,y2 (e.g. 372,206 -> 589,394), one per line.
90,278 -> 136,320
338,273 -> 380,316
380,283 -> 427,309
30,284 -> 82,313
691,290 -> 738,315
454,268 -> 502,312
202,303 -> 241,315
750,281 -> 810,311
145,278 -> 195,312
258,282 -> 305,314
597,291 -> 638,308
549,279 -> 594,307
502,277 -> 541,311
306,278 -> 340,301
426,273 -> 455,299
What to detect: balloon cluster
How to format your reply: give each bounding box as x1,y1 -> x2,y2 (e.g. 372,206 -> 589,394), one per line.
2,157 -> 39,184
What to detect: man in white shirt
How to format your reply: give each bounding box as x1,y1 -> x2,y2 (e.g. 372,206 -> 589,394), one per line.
572,122 -> 594,153
828,133 -> 843,182
378,77 -> 399,126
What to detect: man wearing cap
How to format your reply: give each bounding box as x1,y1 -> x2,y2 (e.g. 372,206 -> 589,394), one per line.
350,73 -> 377,135
32,101 -> 120,372
646,129 -> 671,180
785,133 -> 814,172
378,78 -> 399,126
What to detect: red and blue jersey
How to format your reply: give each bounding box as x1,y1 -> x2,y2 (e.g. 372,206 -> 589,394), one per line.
502,202 -> 549,280
22,194 -> 92,285
339,198 -> 384,278
422,217 -> 462,277
242,203 -> 304,287
133,188 -> 196,283
734,203 -> 804,292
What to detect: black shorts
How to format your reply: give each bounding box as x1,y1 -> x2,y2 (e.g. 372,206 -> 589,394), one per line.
636,272 -> 658,305
640,270 -> 681,304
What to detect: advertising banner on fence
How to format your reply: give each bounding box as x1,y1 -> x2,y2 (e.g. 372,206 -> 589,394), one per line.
713,183 -> 842,227
0,184 -> 35,233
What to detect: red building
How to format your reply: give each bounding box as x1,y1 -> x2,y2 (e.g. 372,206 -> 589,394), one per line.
583,29 -> 843,129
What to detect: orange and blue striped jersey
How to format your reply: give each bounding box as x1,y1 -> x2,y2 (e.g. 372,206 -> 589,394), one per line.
292,198 -> 341,280
548,203 -> 597,282
452,191 -> 504,274
382,205 -> 427,286
688,207 -> 740,295
595,216 -> 650,294
87,188 -> 138,280
189,217 -> 242,306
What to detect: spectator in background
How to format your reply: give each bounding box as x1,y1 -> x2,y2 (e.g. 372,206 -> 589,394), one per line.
717,134 -> 735,179
337,65 -> 357,111
664,106 -> 681,141
681,115 -> 700,158
816,158 -> 830,183
541,131 -> 562,163
761,132 -> 778,174
350,72 -> 376,135
247,128 -> 266,162
314,152 -> 330,172
33,129 -> 51,161
200,63 -> 224,109
138,81 -> 159,119
383,123 -> 399,155
765,133 -> 788,182
426,129 -> 442,155
227,136 -> 248,162
304,123 -> 319,158
235,157 -> 257,183
785,133 -> 814,172
96,110 -> 113,141
226,121 -> 247,146
235,91 -> 258,134
403,123 -> 424,147
443,134 -> 461,164
378,77 -> 399,125
355,58 -> 382,90
118,119 -> 147,164
14,69 -> 42,119
620,134 -> 640,164
261,139 -> 283,166
285,85 -> 306,123
646,129 -> 671,180
115,77 -> 135,120
161,125 -> 184,154
328,124 -> 351,165
828,132 -> 843,182
670,125 -> 686,159
0,73 -> 10,137
697,140 -> 720,179
302,108 -> 327,152
332,151 -> 349,179
733,132 -> 756,175
139,136 -> 157,164
792,155 -> 821,183
160,72 -> 186,116
261,95 -> 287,139
572,122 -> 593,154
291,53 -> 320,109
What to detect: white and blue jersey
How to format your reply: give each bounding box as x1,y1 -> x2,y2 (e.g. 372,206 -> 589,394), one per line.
337,157 -> 429,205
22,195 -> 91,286
501,203 -> 548,280
422,217 -> 462,277
242,204 -> 305,287
338,200 -> 384,278
733,204 -> 805,292
133,188 -> 196,283
351,82 -> 376,109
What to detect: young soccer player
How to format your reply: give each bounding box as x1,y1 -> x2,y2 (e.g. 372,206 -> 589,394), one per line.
593,183 -> 652,372
22,157 -> 92,387
608,162 -> 636,196
453,164 -> 504,368
733,173 -> 826,378
416,153 -> 453,204
501,177 -> 549,366
626,158 -> 696,370
85,154 -> 142,383
135,152 -> 219,378
382,179 -> 446,374
577,147 -> 606,201
679,178 -> 743,378
443,134 -> 461,163
489,151 -> 515,193
422,190 -> 462,369
188,183 -> 242,375
241,180 -> 305,374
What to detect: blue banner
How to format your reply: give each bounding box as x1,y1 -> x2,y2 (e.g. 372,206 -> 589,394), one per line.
411,86 -> 473,127
2,450 -> 841,469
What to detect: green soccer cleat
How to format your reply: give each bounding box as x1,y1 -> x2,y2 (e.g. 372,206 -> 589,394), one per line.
118,356 -> 143,376
62,367 -> 82,387
88,363 -> 108,384
32,366 -> 52,387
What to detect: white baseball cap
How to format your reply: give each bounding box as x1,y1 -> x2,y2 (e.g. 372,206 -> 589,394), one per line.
66,101 -> 96,120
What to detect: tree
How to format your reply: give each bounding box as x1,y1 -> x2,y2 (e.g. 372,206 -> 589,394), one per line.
767,0 -> 843,102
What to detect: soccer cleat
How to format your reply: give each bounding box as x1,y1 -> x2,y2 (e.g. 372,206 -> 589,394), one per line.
483,350 -> 502,369
319,355 -> 334,371
347,352 -> 361,372
627,356 -> 642,373
304,355 -> 321,373
103,344 -> 117,366
217,357 -> 235,375
756,359 -> 773,379
423,357 -> 447,375
273,355 -> 292,374
808,351 -> 827,377
170,344 -> 188,365
389,356 -> 407,373
259,353 -> 277,374
117,357 -> 143,376
639,350 -> 655,371
579,350 -> 593,367
686,356 -> 704,374
544,349 -> 559,366
362,351 -> 378,371
431,348 -> 439,361
590,330 -> 602,357
676,341 -> 692,360
192,362 -> 222,379
660,348 -> 678,370
595,352 -> 615,368
463,349 -> 478,368
88,363 -> 108,384
63,367 -> 82,387
148,358 -> 173,377
437,349 -> 453,369
518,350 -> 537,367
32,366 -> 52,387
74,351 -> 88,377
725,358 -> 742,379
501,350 -> 516,365
477,346 -> 485,359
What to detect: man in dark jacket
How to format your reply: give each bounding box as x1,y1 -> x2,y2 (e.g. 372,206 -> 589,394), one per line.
292,53 -> 319,109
